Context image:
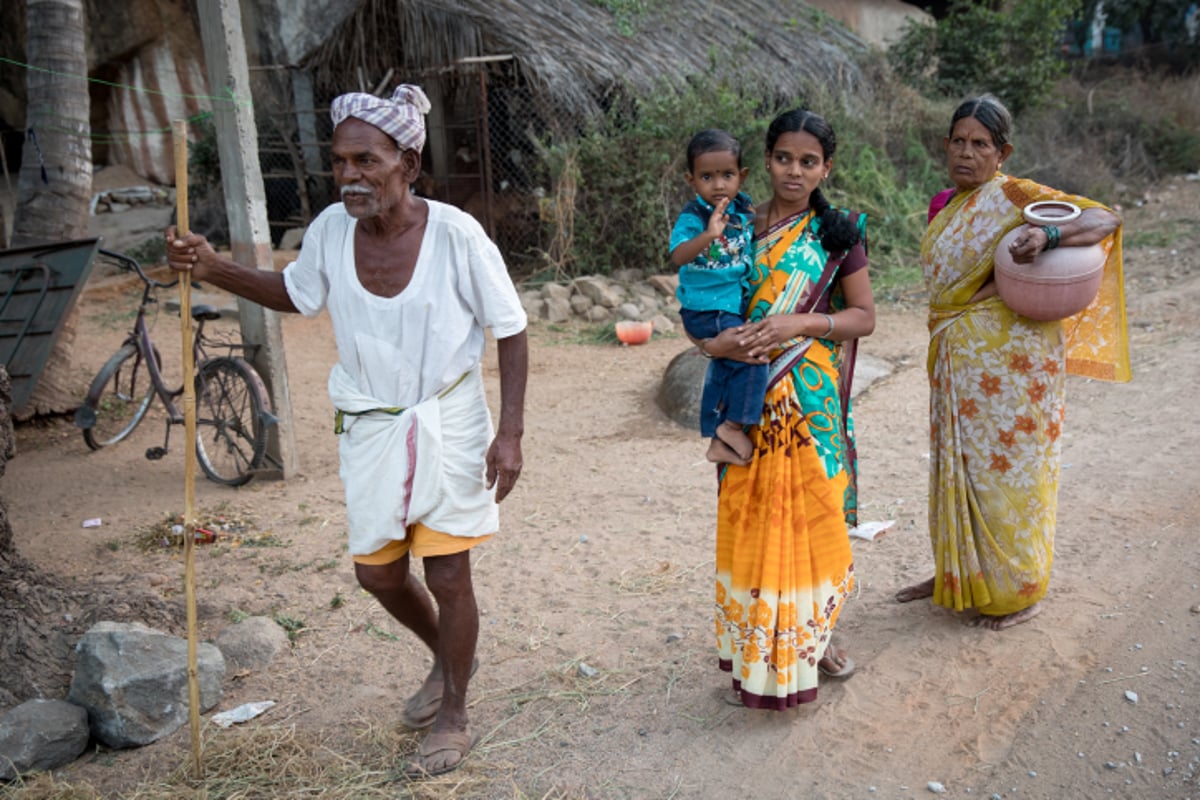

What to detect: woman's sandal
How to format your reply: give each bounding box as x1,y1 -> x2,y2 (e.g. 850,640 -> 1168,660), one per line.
817,646 -> 856,679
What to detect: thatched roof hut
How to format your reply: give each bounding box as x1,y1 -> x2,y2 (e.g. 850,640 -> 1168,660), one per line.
303,0 -> 870,121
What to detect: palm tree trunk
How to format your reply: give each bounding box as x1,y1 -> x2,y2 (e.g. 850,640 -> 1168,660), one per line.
11,0 -> 92,417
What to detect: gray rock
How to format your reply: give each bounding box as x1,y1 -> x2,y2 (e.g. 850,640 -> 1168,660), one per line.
541,282 -> 571,301
573,276 -> 622,309
0,699 -> 89,781
213,615 -> 290,673
586,305 -> 611,323
616,303 -> 643,321
656,346 -> 708,430
649,314 -> 676,335
544,296 -> 572,323
67,621 -> 225,748
569,294 -> 594,315
645,274 -> 679,297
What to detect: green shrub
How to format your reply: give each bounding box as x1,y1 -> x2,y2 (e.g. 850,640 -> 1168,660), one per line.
890,0 -> 1081,115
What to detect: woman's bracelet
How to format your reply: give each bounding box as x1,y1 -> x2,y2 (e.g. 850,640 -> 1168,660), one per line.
1040,225 -> 1060,250
820,313 -> 835,338
698,339 -> 713,358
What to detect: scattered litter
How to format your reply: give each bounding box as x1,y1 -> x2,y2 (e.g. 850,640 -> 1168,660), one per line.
211,700 -> 276,728
82,518 -> 102,528
577,662 -> 600,679
849,520 -> 895,542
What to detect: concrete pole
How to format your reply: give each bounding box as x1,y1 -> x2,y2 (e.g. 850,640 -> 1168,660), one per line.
195,0 -> 298,478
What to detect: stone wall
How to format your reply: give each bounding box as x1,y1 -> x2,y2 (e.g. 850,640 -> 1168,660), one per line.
518,270 -> 681,333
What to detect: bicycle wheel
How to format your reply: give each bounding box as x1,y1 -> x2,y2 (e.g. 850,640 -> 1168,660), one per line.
81,343 -> 161,450
194,356 -> 270,486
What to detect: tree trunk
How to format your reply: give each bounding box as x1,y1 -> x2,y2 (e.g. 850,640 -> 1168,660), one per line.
11,0 -> 92,417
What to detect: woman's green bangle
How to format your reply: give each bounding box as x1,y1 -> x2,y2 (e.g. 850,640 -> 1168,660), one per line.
1041,225 -> 1060,250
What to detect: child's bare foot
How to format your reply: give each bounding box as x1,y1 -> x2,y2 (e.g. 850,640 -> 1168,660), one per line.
715,420 -> 754,462
707,437 -> 750,466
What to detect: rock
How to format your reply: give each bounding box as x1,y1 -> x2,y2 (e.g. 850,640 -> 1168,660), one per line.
616,302 -> 642,321
649,314 -> 676,335
544,296 -> 572,323
0,699 -> 89,781
569,294 -> 594,315
573,276 -> 622,309
927,781 -> 947,794
213,615 -> 290,672
541,282 -> 571,302
586,305 -> 611,323
645,273 -> 679,297
656,346 -> 708,430
67,621 -> 225,748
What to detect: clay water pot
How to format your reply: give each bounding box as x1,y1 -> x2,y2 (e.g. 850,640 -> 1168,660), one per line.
994,201 -> 1105,321
615,320 -> 653,345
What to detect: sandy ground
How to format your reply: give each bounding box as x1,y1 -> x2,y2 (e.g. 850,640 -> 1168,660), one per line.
2,173 -> 1199,799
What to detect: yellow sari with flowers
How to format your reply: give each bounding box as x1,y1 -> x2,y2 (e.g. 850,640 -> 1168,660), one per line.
715,209 -> 865,709
923,173 -> 1130,617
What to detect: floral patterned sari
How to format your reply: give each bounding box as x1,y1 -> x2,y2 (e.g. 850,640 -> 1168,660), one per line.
715,209 -> 866,709
923,173 -> 1130,616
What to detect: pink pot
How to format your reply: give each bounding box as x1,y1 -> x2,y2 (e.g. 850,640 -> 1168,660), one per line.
994,202 -> 1105,321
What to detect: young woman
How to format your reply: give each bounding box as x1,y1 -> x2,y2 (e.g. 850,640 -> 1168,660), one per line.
698,108 -> 875,709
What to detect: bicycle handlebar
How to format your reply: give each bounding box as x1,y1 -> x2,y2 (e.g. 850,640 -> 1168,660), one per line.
98,247 -> 186,291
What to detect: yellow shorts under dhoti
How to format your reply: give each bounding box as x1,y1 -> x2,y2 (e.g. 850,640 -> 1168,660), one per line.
351,522 -> 493,565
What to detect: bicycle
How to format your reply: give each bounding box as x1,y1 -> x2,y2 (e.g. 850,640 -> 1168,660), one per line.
73,248 -> 276,486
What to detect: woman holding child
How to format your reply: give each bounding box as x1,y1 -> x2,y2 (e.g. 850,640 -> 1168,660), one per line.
697,108 -> 875,709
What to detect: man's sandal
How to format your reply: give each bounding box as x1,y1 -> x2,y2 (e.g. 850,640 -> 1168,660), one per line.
400,728 -> 478,779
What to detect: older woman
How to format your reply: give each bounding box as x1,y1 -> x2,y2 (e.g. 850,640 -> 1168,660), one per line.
699,108 -> 875,708
895,94 -> 1131,629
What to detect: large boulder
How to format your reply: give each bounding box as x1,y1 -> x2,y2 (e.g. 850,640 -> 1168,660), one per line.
67,621 -> 225,748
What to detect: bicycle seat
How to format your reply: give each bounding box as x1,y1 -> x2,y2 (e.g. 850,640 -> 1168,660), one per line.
191,304 -> 222,321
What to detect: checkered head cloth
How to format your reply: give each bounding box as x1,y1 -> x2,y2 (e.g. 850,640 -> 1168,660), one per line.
330,84 -> 432,153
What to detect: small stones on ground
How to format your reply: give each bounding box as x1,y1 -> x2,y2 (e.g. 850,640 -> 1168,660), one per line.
577,662 -> 600,679
1105,761 -> 1120,770
927,781 -> 947,794
1028,770 -> 1037,777
1125,689 -> 1139,703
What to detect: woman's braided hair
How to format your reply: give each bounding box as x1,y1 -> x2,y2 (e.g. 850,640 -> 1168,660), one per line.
765,109 -> 861,254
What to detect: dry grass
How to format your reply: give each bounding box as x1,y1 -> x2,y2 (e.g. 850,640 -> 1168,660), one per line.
0,658 -> 653,800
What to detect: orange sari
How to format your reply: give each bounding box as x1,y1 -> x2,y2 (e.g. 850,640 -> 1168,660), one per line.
715,210 -> 863,709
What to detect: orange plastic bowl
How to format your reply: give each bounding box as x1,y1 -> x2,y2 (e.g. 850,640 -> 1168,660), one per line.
615,320 -> 653,345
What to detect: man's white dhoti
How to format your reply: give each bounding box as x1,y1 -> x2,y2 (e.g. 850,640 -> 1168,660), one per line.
329,363 -> 498,557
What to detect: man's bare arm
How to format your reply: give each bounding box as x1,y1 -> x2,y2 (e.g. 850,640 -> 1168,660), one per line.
166,226 -> 298,313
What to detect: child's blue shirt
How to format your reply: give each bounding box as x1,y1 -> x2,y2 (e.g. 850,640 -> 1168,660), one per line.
670,191 -> 755,315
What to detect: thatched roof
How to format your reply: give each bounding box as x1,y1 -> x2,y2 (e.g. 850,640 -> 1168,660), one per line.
303,0 -> 869,118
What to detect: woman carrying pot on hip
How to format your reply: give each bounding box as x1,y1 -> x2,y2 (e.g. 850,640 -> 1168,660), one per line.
895,93 -> 1130,629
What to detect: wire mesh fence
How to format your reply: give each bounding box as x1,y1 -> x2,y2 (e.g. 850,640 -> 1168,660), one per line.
249,64 -> 558,277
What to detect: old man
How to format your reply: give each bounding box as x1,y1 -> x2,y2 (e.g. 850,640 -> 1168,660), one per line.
166,84 -> 528,777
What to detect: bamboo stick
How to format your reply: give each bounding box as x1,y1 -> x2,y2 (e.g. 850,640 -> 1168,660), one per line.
172,118 -> 203,778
